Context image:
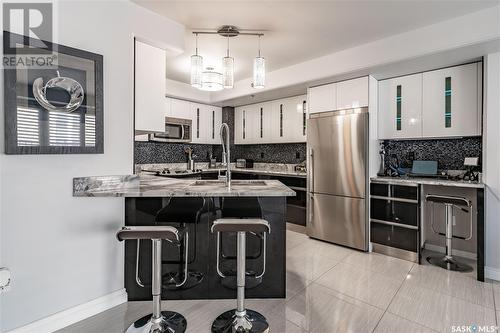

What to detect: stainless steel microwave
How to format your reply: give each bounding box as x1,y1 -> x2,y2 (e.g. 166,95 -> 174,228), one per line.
149,117 -> 192,143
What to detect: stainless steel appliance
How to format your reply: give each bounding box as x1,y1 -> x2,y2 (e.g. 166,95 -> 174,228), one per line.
307,107 -> 369,251
149,117 -> 192,143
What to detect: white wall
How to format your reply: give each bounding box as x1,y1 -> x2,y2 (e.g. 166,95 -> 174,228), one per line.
0,1 -> 184,331
483,52 -> 500,280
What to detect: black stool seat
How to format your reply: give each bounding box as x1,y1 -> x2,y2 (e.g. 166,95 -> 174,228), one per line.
116,226 -> 181,242
212,219 -> 270,233
426,194 -> 471,207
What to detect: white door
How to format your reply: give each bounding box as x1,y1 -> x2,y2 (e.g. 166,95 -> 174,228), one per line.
191,103 -> 209,143
170,98 -> 191,119
308,83 -> 336,114
288,95 -> 307,142
212,107 -> 222,144
378,73 -> 423,139
422,63 -> 480,137
134,40 -> 166,133
336,77 -> 369,109
165,97 -> 172,117
261,101 -> 278,143
234,107 -> 243,144
247,105 -> 260,144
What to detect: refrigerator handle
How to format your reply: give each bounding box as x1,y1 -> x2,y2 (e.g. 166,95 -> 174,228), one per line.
309,148 -> 314,193
309,193 -> 314,224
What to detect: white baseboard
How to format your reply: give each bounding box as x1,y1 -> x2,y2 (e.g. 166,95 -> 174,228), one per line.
7,288 -> 127,333
423,243 -> 477,260
485,266 -> 500,281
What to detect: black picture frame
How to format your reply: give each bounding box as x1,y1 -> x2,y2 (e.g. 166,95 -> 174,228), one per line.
3,31 -> 104,154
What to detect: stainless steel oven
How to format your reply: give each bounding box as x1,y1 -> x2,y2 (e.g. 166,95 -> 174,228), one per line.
149,117 -> 192,143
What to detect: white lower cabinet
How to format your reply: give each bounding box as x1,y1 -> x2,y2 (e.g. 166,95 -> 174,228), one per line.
422,63 -> 480,137
234,95 -> 307,144
378,73 -> 423,139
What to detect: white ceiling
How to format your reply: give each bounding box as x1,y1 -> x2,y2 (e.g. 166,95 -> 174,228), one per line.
134,0 -> 499,84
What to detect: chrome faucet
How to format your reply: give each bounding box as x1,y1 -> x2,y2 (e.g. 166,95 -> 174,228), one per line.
220,123 -> 231,189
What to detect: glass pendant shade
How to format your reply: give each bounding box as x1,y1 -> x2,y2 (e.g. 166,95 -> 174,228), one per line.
191,54 -> 203,88
200,67 -> 223,91
222,56 -> 234,89
253,56 -> 265,89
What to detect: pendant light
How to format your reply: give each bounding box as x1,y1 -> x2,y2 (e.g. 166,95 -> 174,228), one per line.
201,67 -> 223,91
253,35 -> 265,89
190,33 -> 203,88
222,36 -> 234,89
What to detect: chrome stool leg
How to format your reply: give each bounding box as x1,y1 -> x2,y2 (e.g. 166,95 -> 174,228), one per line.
211,231 -> 269,333
126,239 -> 187,333
427,203 -> 473,272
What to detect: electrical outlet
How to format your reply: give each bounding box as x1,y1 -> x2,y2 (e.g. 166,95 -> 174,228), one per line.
0,267 -> 11,293
296,151 -> 301,159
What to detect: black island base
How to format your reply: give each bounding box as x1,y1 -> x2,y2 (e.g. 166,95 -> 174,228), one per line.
124,196 -> 287,301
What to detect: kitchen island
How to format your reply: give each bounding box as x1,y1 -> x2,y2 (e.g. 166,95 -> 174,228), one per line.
73,175 -> 295,300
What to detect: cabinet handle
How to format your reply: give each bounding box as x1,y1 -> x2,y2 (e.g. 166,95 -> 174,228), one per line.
302,100 -> 307,136
396,85 -> 402,131
260,107 -> 263,138
445,76 -> 452,128
196,108 -> 200,138
243,110 -> 246,139
309,148 -> 314,193
309,193 -> 314,224
280,104 -> 283,137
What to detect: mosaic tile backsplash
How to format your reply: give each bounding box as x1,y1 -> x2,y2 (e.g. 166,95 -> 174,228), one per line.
382,137 -> 482,170
134,141 -> 307,165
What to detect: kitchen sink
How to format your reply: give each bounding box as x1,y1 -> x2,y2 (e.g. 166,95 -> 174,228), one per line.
191,180 -> 267,186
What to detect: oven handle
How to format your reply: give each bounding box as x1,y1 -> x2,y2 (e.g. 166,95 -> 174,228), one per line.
181,124 -> 186,140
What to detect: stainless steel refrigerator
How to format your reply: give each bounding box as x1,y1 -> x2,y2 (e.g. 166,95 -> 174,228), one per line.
306,107 -> 369,251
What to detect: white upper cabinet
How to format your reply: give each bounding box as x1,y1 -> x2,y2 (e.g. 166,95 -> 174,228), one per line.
378,62 -> 481,140
308,77 -> 369,114
170,98 -> 191,119
308,83 -> 336,114
134,40 -> 166,133
336,76 -> 369,109
422,63 -> 480,137
378,73 -> 423,139
233,94 -> 307,144
206,106 -> 222,144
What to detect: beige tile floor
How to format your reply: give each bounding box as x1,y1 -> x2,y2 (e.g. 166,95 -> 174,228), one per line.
58,228 -> 499,333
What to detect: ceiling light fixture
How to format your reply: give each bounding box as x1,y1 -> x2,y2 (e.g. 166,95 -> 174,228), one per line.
200,67 -> 223,91
191,25 -> 265,91
190,33 -> 203,88
253,35 -> 265,89
222,36 -> 234,89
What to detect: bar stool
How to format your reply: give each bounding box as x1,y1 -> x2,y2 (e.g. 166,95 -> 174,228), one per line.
211,218 -> 270,333
426,194 -> 473,272
218,197 -> 264,290
117,226 -> 187,333
155,197 -> 207,290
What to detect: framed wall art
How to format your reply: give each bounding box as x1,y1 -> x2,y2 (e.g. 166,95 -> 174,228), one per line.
3,31 -> 103,154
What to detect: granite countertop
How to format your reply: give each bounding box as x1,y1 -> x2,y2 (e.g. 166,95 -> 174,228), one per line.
73,175 -> 296,197
137,163 -> 307,178
204,167 -> 307,178
371,176 -> 484,189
